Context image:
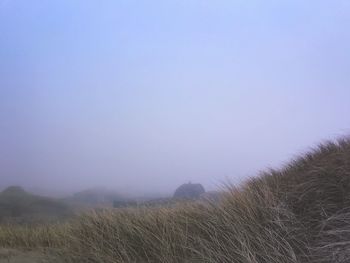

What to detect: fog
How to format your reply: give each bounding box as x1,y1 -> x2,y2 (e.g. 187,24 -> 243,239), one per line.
1,0 -> 350,197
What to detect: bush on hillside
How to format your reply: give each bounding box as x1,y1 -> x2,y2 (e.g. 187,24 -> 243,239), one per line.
173,182 -> 205,199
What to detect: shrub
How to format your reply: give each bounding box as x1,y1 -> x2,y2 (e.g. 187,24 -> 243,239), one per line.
173,183 -> 205,199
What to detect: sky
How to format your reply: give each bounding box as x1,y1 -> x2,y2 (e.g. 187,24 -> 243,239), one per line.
1,0 -> 350,196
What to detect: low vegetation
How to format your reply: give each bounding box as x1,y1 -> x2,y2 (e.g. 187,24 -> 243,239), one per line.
1,138 -> 350,262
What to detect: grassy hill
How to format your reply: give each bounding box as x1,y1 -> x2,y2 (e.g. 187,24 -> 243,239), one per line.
1,138 -> 350,262
0,186 -> 72,224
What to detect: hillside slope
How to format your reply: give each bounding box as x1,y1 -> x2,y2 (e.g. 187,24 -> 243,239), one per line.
0,186 -> 72,224
64,138 -> 350,262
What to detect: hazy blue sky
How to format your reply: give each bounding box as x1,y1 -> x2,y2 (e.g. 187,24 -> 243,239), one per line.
1,0 -> 350,195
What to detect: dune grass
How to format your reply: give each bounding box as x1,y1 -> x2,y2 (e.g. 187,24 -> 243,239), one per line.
0,224 -> 69,248
1,138 -> 350,262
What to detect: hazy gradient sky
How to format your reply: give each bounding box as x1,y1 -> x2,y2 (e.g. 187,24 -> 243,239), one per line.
1,0 -> 350,195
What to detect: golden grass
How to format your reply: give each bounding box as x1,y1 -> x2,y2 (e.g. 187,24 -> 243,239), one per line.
0,224 -> 69,248
1,138 -> 350,262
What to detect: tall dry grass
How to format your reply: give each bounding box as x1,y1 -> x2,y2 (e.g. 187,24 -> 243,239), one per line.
63,194 -> 304,262
1,138 -> 350,262
0,223 -> 69,248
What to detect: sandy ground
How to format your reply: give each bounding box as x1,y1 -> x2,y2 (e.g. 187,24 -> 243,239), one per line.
0,248 -> 60,263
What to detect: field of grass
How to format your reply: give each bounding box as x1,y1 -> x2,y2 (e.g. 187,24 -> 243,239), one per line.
1,138 -> 350,262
